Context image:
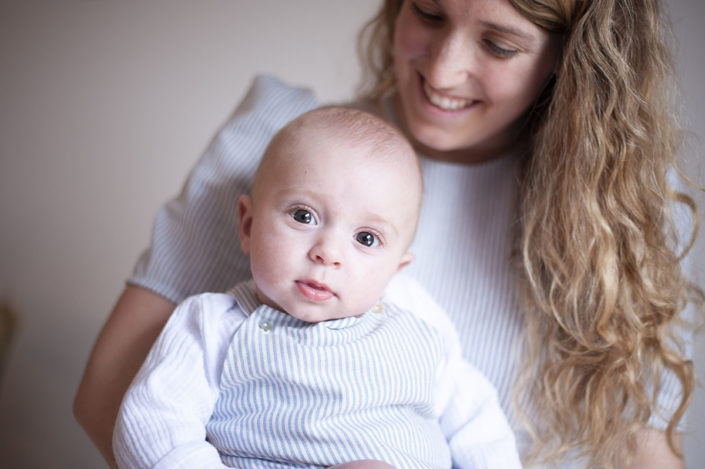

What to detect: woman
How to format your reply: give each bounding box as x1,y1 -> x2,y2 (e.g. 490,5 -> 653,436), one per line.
74,0 -> 701,467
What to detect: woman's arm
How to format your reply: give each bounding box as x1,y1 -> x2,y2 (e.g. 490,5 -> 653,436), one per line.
73,285 -> 176,467
629,429 -> 683,469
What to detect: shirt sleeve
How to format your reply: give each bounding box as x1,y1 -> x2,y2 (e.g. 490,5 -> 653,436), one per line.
128,75 -> 318,303
384,274 -> 522,468
435,348 -> 522,468
113,293 -> 246,469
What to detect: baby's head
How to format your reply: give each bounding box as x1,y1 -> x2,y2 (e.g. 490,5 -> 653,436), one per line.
238,106 -> 422,322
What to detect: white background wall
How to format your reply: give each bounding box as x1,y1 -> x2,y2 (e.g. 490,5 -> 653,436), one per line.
0,1 -> 702,467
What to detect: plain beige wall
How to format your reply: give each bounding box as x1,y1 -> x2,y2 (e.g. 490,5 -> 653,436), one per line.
0,1 -> 702,468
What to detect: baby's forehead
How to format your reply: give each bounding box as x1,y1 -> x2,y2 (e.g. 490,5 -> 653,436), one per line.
267,123 -> 414,173
275,136 -> 411,179
255,107 -> 422,205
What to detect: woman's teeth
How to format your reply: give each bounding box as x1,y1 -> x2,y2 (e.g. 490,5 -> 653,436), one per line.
423,82 -> 473,111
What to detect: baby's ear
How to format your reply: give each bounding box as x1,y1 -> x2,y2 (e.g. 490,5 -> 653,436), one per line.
237,194 -> 254,255
397,252 -> 414,272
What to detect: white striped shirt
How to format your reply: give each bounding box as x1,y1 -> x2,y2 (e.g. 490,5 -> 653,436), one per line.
128,75 -> 688,466
114,277 -> 521,468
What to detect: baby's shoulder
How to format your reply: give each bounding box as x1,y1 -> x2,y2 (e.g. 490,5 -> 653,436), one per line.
382,274 -> 459,346
172,291 -> 248,329
178,290 -> 239,311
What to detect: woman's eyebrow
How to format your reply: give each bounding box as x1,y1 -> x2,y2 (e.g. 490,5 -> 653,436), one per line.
479,20 -> 535,41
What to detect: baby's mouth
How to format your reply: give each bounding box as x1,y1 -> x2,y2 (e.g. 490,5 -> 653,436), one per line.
295,280 -> 336,302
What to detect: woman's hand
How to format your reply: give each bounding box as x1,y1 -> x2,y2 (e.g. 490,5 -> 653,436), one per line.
73,285 -> 176,467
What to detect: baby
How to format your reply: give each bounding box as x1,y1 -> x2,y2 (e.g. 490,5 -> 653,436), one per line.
113,107 -> 521,469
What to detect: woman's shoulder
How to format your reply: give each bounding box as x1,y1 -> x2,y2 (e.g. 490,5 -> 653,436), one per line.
220,74 -> 320,136
231,74 -> 383,131
238,75 -> 318,113
187,74 -> 322,189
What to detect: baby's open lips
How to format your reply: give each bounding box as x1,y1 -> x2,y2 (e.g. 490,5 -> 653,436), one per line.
295,280 -> 336,302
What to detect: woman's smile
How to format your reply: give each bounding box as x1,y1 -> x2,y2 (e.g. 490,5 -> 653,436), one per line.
422,78 -> 476,112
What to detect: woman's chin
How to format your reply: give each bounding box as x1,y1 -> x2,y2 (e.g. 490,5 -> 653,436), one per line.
410,126 -> 467,154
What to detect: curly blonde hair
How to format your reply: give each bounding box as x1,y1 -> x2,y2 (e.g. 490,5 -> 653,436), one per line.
358,0 -> 702,467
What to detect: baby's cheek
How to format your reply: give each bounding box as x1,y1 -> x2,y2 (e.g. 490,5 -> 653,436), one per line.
358,270 -> 395,307
249,243 -> 285,285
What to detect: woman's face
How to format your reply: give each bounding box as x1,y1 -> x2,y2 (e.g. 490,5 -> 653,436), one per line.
393,0 -> 561,161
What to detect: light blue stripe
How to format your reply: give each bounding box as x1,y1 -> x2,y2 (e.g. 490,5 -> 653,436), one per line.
206,295 -> 449,468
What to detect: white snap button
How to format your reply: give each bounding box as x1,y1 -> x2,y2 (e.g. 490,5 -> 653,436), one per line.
259,320 -> 273,332
371,304 -> 383,314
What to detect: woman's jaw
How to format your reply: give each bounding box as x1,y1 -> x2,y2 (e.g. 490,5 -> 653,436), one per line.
393,72 -> 526,165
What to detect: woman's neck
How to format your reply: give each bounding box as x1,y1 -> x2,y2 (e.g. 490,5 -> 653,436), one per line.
409,135 -> 525,165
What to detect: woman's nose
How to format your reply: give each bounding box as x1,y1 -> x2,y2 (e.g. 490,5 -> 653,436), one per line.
308,235 -> 343,267
424,31 -> 476,88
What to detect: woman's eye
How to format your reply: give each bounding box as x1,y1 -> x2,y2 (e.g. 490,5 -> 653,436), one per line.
411,2 -> 443,24
484,40 -> 518,58
355,232 -> 378,247
292,209 -> 314,224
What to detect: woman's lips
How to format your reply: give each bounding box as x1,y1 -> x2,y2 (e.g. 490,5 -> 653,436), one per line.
295,280 -> 335,302
422,79 -> 475,111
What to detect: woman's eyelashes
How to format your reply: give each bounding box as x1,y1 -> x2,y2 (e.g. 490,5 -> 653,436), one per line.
483,39 -> 518,58
411,2 -> 444,25
410,1 -> 522,59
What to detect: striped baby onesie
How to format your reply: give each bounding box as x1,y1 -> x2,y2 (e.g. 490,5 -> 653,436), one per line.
114,278 -> 521,468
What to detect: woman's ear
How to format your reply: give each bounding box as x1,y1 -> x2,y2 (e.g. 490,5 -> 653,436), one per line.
237,194 -> 254,255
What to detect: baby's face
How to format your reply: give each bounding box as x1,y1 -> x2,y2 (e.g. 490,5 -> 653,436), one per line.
238,133 -> 420,322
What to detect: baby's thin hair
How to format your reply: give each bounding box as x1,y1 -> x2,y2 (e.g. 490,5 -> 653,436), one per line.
274,105 -> 413,162
256,106 -> 421,195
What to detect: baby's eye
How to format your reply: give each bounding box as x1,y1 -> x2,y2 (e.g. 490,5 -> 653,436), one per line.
292,209 -> 315,224
355,231 -> 378,247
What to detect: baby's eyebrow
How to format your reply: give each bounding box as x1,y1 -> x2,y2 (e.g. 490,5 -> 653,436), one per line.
364,214 -> 398,237
274,188 -> 317,203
